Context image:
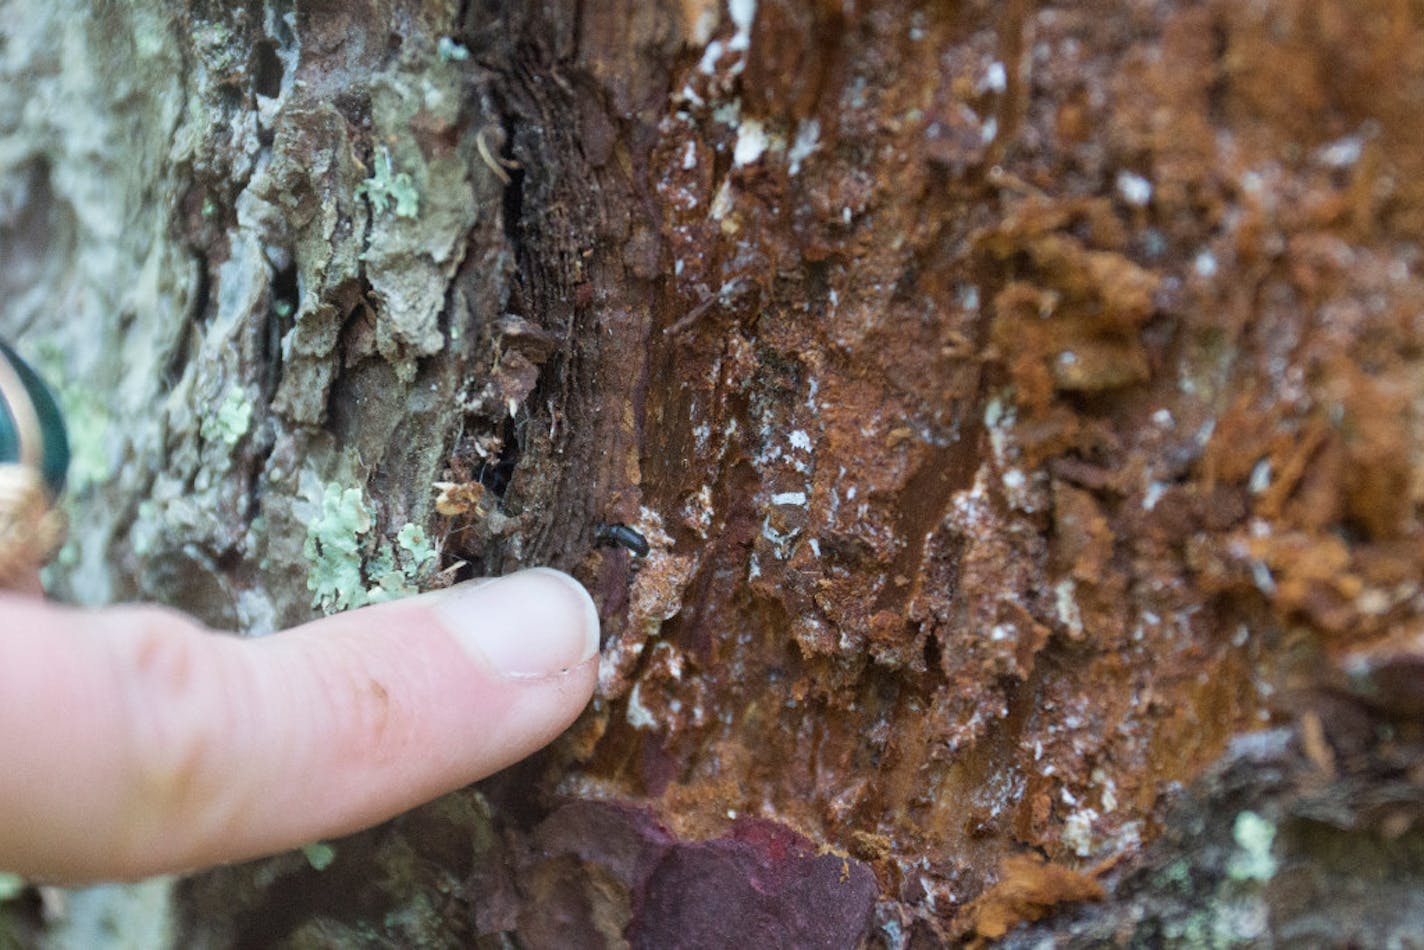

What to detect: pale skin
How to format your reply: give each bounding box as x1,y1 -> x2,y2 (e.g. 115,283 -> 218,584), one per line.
0,568 -> 599,882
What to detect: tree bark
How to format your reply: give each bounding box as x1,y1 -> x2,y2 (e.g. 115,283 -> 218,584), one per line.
3,0 -> 1424,946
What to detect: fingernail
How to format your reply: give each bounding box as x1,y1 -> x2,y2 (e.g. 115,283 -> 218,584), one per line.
428,568 -> 600,678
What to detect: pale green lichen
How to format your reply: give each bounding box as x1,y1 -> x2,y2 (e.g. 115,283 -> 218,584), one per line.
365,522 -> 439,604
304,482 -> 373,613
396,522 -> 438,569
0,873 -> 23,901
302,842 -> 336,871
1228,810 -> 1278,883
201,386 -> 252,445
304,486 -> 439,612
356,147 -> 419,218
436,36 -> 470,61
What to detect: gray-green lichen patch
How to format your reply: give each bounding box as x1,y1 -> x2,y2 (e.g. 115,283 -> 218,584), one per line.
365,522 -> 441,604
0,873 -> 23,901
436,36 -> 470,62
303,481 -> 374,614
1227,810 -> 1278,884
355,148 -> 420,219
303,480 -> 443,613
200,386 -> 253,446
301,842 -> 337,872
396,522 -> 438,568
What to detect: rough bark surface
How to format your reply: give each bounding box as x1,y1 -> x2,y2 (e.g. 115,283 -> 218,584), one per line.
3,0 -> 1424,946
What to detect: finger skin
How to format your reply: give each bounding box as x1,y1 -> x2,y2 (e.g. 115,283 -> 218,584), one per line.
0,584 -> 597,881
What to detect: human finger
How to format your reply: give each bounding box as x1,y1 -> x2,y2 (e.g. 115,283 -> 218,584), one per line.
0,567 -> 599,881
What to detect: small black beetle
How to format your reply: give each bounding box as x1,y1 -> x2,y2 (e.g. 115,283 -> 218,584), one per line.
595,522 -> 650,557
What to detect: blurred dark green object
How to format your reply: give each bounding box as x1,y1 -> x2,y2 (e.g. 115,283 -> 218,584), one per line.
0,340 -> 70,495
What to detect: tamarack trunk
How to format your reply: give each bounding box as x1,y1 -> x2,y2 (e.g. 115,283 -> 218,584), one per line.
3,0 -> 1423,945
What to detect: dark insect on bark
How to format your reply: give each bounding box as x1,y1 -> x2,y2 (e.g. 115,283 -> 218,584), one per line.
595,523 -> 650,557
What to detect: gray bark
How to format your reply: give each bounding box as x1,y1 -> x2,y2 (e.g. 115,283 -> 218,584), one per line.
1,1 -> 514,943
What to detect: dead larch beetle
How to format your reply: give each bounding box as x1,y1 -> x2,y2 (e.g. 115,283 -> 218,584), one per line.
596,523 -> 650,557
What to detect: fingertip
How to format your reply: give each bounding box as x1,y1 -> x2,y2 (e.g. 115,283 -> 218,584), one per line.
524,567 -> 604,662
423,569 -> 602,679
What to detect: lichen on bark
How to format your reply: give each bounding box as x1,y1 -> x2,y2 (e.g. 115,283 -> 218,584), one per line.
5,0 -> 1424,946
